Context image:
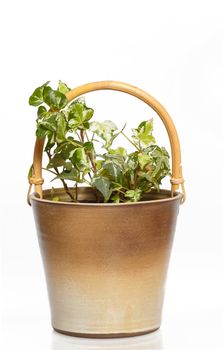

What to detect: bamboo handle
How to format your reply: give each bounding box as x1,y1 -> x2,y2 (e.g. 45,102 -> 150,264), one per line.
28,81 -> 185,203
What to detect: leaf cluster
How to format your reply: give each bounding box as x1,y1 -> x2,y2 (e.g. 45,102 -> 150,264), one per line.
28,81 -> 170,203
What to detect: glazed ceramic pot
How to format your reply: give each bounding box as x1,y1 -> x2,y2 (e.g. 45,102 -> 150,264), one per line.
31,188 -> 182,337
28,81 -> 185,338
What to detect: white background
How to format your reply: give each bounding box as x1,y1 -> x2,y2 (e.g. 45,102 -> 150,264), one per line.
1,0 -> 223,349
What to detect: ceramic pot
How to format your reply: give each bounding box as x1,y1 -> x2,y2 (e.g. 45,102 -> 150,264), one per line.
31,188 -> 182,337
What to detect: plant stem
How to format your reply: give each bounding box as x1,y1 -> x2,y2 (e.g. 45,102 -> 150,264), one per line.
83,130 -> 100,202
75,183 -> 78,201
76,131 -> 82,142
121,131 -> 141,151
82,177 -> 91,185
85,130 -> 90,142
42,168 -> 58,176
88,152 -> 97,173
87,152 -> 99,202
67,138 -> 83,148
80,129 -> 85,143
91,132 -> 95,142
82,130 -> 97,173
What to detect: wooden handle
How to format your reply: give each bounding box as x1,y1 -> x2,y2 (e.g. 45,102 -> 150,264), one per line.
29,81 -> 185,203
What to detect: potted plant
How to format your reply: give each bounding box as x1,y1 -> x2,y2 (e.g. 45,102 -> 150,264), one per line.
28,80 -> 185,338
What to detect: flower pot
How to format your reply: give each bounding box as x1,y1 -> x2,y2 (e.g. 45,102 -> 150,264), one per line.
28,81 -> 185,338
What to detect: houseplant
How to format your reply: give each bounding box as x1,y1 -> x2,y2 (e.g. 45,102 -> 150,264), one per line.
28,80 -> 185,338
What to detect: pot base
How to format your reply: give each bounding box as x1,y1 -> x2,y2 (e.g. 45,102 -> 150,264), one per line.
53,327 -> 160,338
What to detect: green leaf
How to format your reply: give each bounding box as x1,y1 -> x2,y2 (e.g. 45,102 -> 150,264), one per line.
43,86 -> 68,110
64,161 -> 72,171
73,147 -> 87,163
68,98 -> 85,116
132,119 -> 155,146
146,145 -> 170,179
37,105 -> 48,119
39,121 -> 56,132
137,171 -> 153,186
109,147 -> 127,157
29,81 -> 50,106
71,148 -> 90,171
83,121 -> 90,129
127,153 -> 139,170
36,114 -> 57,136
56,113 -> 67,143
92,177 -> 111,202
111,193 -> 120,203
70,97 -> 85,106
84,141 -> 94,152
47,153 -> 65,169
44,132 -> 55,151
36,126 -> 48,138
53,168 -> 79,181
90,120 -> 117,134
90,120 -> 118,149
138,153 -> 152,170
96,159 -> 103,170
57,80 -> 71,94
125,189 -> 142,202
102,160 -> 122,179
54,140 -> 77,159
68,98 -> 94,129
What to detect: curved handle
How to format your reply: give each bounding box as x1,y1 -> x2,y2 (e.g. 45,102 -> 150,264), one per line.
28,81 -> 185,203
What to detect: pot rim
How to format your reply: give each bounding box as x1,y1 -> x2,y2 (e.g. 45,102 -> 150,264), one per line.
30,188 -> 183,207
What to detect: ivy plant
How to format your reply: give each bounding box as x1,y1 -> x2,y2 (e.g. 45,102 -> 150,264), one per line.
28,81 -> 170,203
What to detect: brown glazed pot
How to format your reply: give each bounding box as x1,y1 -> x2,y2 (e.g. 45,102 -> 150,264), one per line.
30,187 -> 182,338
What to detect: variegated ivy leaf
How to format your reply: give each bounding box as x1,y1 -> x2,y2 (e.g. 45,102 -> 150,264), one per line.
43,86 -> 68,110
92,177 -> 112,202
102,160 -> 122,180
47,153 -> 65,169
71,147 -> 90,172
138,153 -> 152,170
57,80 -> 71,94
68,98 -> 94,129
53,168 -> 80,182
90,120 -> 118,149
132,119 -> 155,146
54,141 -> 76,159
111,192 -> 121,203
127,153 -> 139,170
56,113 -> 67,143
37,105 -> 48,119
125,189 -> 142,202
29,81 -> 50,106
36,114 -> 57,139
108,147 -> 127,158
64,161 -> 73,171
